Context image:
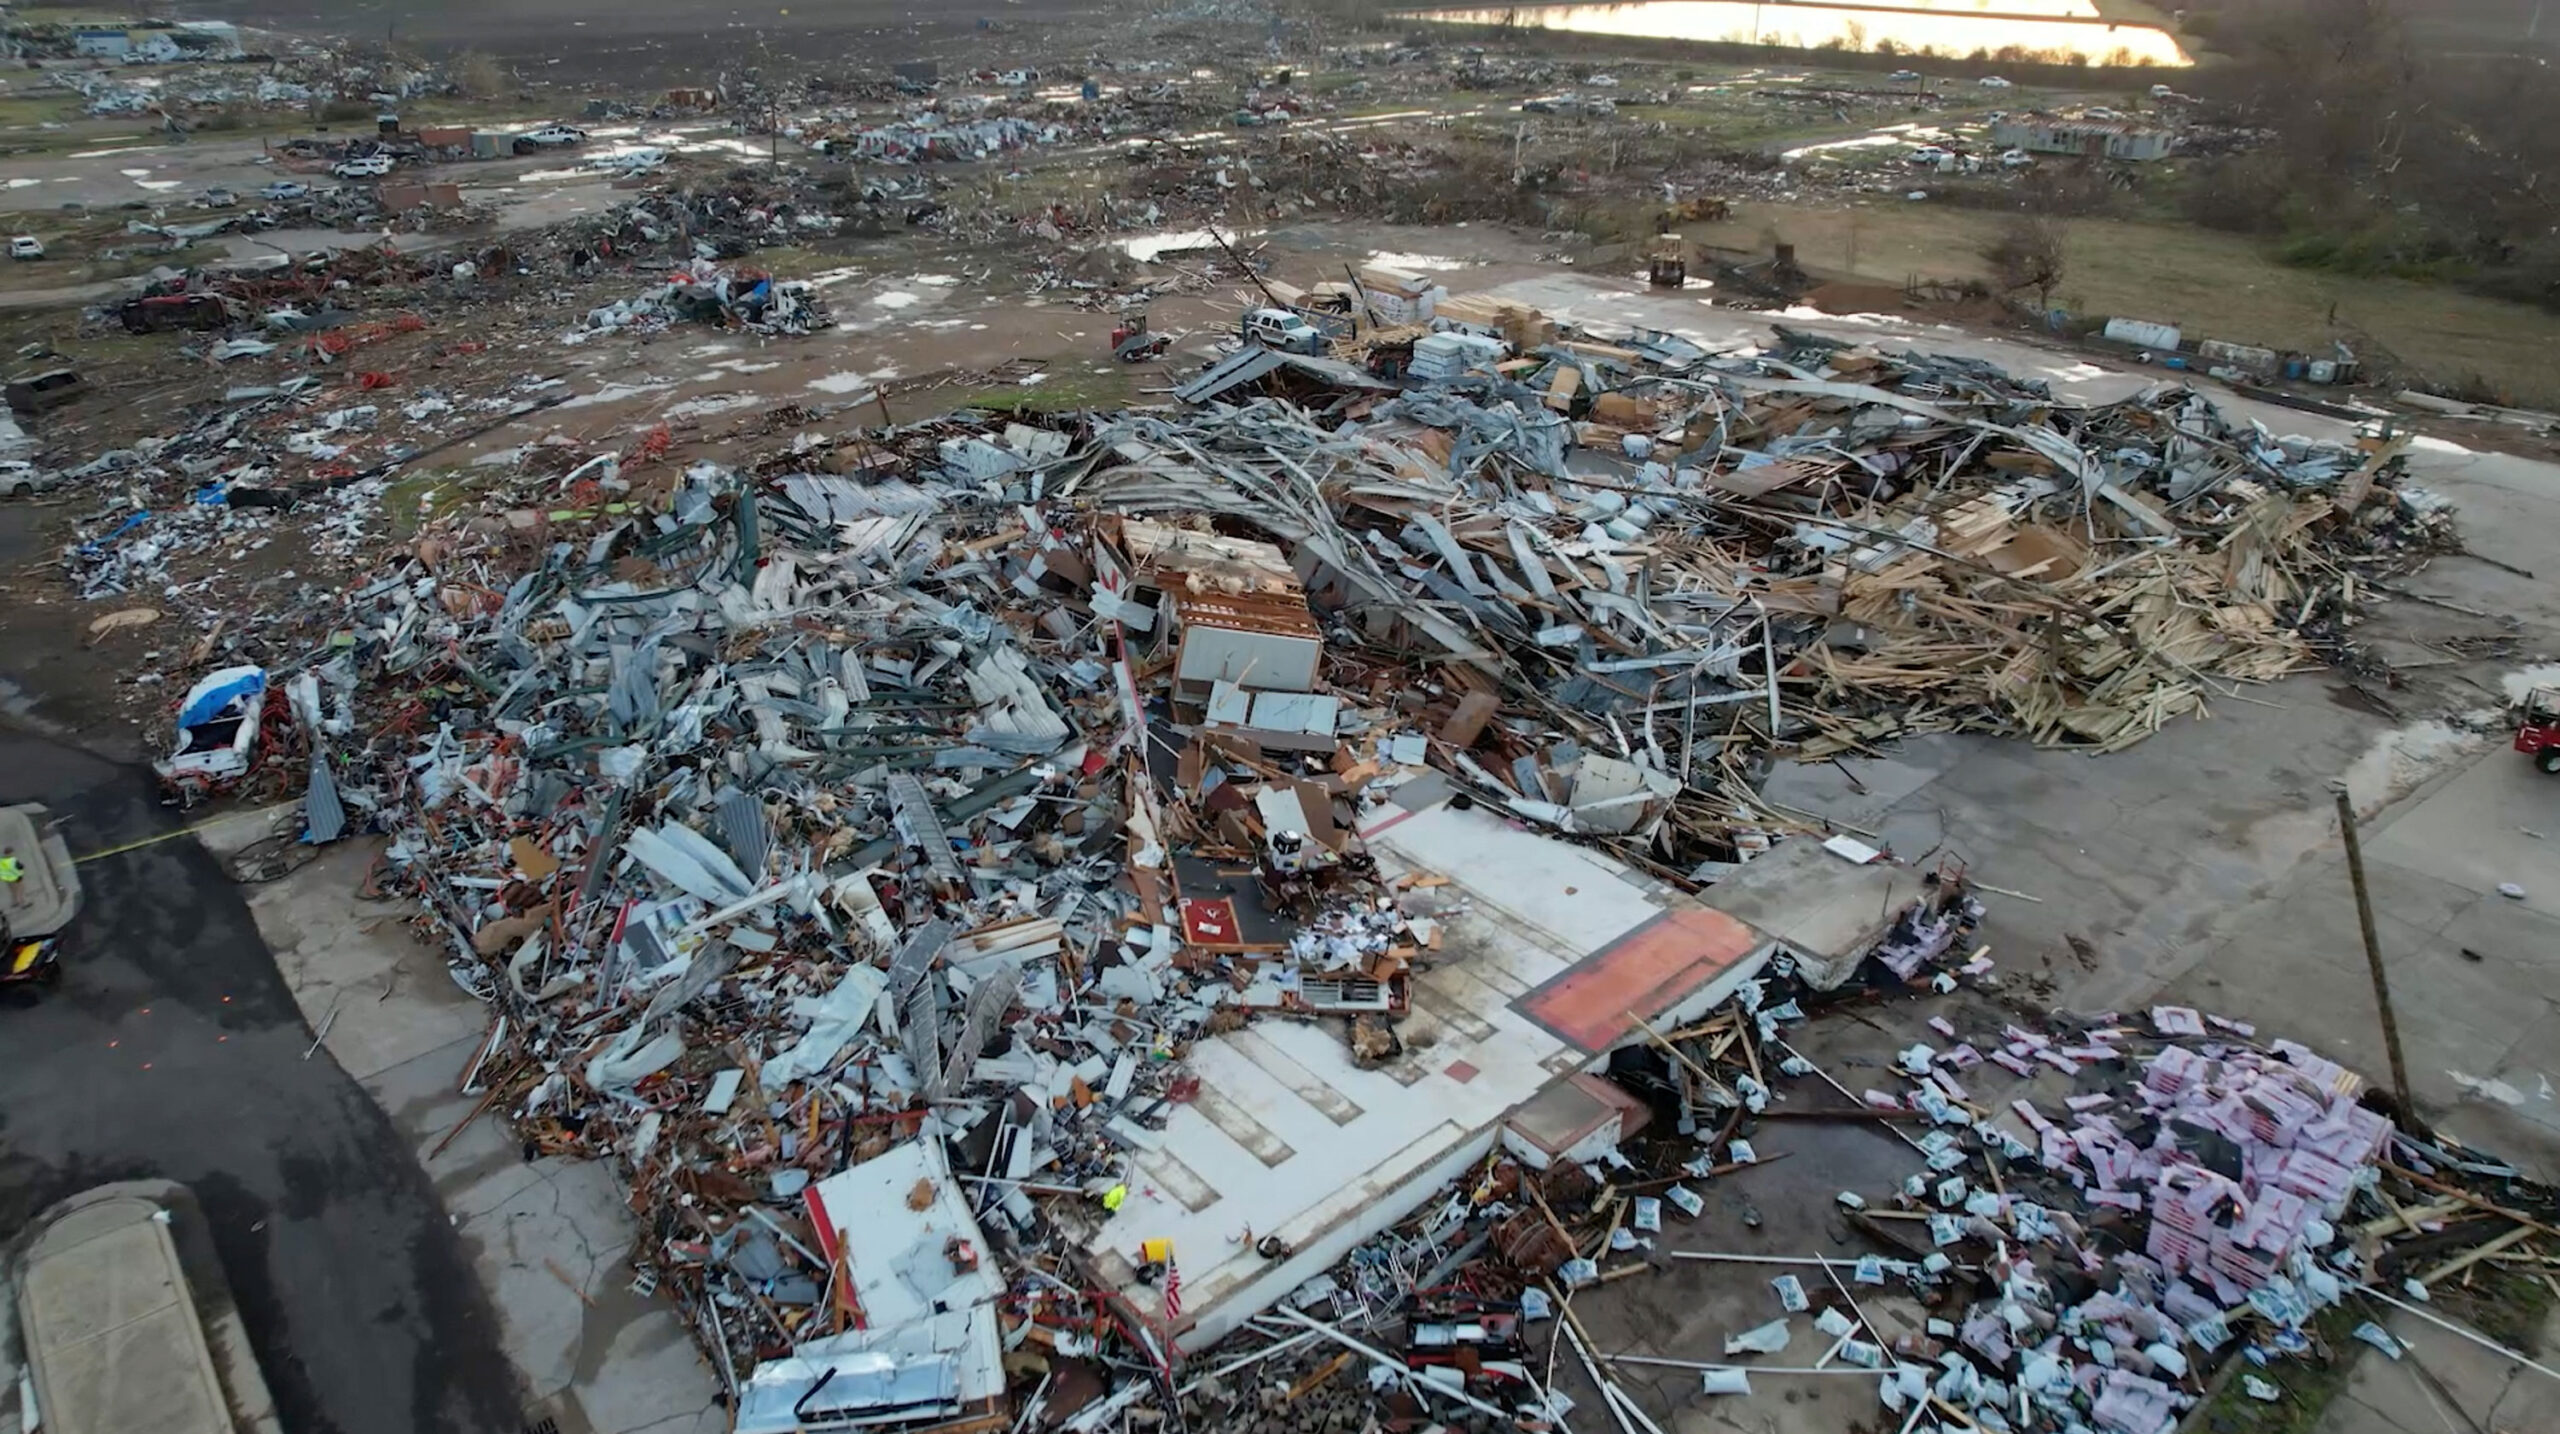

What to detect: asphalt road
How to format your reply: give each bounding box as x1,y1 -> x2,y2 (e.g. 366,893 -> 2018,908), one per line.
0,728 -> 524,1434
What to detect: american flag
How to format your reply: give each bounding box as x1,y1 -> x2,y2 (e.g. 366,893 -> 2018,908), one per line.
1162,1259 -> 1183,1322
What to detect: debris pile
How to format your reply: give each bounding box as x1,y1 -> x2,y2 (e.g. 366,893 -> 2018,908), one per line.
815,112 -> 1060,163
1065,324 -> 2455,874
579,259 -> 832,336
52,263 -> 2485,1433
1146,926 -> 2556,1434
270,333 -> 2450,1407
299,434 -> 1486,1402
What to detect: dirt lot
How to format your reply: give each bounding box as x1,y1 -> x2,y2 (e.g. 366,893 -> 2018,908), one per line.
1688,199 -> 2560,408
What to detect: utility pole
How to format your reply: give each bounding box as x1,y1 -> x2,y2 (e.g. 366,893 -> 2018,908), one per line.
2333,784 -> 2420,1132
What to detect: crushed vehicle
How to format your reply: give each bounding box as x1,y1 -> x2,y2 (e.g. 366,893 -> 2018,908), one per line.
4,367 -> 86,416
120,293 -> 239,334
155,665 -> 271,806
0,460 -> 60,497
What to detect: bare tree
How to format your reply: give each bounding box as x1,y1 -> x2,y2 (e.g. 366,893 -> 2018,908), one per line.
1981,214 -> 2069,311
451,50 -> 506,98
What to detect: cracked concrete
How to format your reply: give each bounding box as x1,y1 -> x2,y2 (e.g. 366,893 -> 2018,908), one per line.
2313,1305 -> 2560,1434
2157,745 -> 2560,1178
243,837 -> 725,1434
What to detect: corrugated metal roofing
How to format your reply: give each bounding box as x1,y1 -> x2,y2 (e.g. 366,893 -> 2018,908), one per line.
1173,345 -> 1289,403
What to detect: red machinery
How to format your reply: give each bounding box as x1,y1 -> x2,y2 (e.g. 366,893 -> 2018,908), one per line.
1110,312 -> 1169,362
2517,687 -> 2560,773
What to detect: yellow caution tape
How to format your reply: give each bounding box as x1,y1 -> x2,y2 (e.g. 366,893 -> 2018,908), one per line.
73,818 -> 237,864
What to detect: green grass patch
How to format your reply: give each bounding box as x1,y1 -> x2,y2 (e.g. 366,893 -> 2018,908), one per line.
0,115 -> 177,156
949,365 -> 1136,415
2193,1305 -> 2364,1434
2432,1268 -> 2555,1354
0,95 -> 83,129
0,250 -> 162,291
0,211 -> 186,290
1685,197 -> 2560,408
379,468 -> 487,537
10,6 -> 146,24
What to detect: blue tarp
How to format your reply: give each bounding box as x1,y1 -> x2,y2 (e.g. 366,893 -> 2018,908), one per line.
177,665 -> 266,729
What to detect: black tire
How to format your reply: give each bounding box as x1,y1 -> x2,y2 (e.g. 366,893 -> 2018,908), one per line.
8,482 -> 31,498
2539,748 -> 2560,775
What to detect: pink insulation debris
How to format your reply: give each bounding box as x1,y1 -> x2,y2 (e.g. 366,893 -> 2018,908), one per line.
2149,1006 -> 2207,1037
2091,1369 -> 2187,1434
2132,1046 -> 2389,1297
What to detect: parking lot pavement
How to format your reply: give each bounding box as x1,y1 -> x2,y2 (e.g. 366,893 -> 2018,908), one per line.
242,837 -> 729,1434
0,730 -> 526,1434
0,137 -> 285,214
2160,745 -> 2560,1172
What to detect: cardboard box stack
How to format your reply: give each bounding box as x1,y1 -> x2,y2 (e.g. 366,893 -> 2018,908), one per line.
2134,1043 -> 2390,1303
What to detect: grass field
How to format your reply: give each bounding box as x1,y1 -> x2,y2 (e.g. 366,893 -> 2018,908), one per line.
0,95 -> 83,128
8,5 -> 144,24
1692,200 -> 2560,407
949,363 -> 1135,415
0,212 -> 177,292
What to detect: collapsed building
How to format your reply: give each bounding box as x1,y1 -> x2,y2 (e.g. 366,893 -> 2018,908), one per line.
132,305 -> 2479,1434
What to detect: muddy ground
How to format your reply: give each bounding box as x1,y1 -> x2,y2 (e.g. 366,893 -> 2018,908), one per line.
0,215 -> 1537,755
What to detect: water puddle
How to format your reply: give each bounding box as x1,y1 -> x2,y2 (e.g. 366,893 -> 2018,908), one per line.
663,393 -> 764,422
1117,229 -> 1258,261
1366,251 -> 1472,271
560,380 -> 677,410
1410,0 -> 2189,66
1782,122 -> 1938,163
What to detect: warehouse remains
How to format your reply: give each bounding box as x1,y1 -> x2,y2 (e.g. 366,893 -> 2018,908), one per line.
97,293 -> 2516,1434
